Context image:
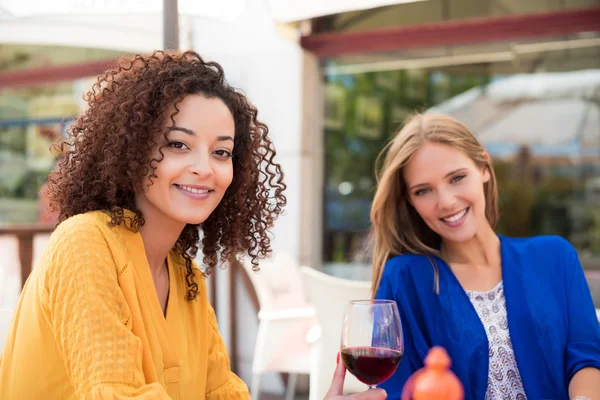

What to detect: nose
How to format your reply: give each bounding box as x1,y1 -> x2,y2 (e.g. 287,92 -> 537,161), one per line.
437,188 -> 457,210
187,153 -> 213,179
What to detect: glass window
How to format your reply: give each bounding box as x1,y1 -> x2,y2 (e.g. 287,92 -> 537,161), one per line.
321,40 -> 600,277
0,45 -> 123,223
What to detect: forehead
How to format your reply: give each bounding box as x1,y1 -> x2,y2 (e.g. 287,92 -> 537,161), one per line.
169,94 -> 235,133
403,142 -> 474,184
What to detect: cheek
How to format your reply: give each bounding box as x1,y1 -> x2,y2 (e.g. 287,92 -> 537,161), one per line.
455,185 -> 487,216
411,197 -> 437,220
138,180 -> 164,207
156,158 -> 183,178
144,162 -> 177,195
218,163 -> 234,188
466,181 -> 487,202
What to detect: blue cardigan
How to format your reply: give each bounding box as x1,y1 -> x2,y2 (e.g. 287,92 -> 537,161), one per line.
375,235 -> 600,400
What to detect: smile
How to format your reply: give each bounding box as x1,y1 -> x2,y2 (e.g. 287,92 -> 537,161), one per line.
440,207 -> 469,225
176,184 -> 211,194
174,184 -> 214,199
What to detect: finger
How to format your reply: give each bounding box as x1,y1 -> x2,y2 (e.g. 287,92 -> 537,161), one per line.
324,353 -> 346,397
348,388 -> 387,399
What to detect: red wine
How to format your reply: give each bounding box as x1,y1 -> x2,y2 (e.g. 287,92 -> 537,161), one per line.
341,346 -> 403,386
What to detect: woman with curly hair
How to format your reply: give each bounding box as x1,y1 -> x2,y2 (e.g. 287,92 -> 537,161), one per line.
0,49 -> 387,400
0,50 -> 287,400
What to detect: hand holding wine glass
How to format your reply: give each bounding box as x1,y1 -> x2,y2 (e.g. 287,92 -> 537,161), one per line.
341,300 -> 403,389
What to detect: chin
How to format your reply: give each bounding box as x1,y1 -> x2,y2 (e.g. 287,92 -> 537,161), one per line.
433,223 -> 478,243
168,210 -> 210,226
443,229 -> 479,243
183,215 -> 210,225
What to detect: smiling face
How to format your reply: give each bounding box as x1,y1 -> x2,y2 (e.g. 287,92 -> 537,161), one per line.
403,141 -> 491,244
135,94 -> 235,228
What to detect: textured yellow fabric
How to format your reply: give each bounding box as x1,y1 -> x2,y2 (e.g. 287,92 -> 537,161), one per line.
0,211 -> 250,400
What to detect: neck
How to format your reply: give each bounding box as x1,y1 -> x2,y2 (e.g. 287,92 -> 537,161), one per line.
137,208 -> 185,275
440,223 -> 500,267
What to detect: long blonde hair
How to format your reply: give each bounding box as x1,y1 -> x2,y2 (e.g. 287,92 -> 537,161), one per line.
370,113 -> 499,297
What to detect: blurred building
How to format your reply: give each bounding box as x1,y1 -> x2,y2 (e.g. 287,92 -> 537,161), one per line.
1,0 -> 599,395
308,1 -> 600,270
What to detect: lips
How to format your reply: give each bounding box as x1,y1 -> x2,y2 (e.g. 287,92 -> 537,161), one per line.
440,207 -> 469,227
173,184 -> 214,199
175,184 -> 212,194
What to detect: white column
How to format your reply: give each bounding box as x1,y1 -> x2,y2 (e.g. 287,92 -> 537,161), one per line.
190,0 -> 313,394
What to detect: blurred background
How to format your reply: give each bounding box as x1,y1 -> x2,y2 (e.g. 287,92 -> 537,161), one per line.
1,0 -> 599,398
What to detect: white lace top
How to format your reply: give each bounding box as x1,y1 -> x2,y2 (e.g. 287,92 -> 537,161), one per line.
466,281 -> 528,400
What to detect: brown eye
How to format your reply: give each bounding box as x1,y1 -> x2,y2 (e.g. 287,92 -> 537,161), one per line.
214,149 -> 232,158
167,141 -> 188,150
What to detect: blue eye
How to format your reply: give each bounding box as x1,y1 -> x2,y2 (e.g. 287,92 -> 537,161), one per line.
415,188 -> 430,196
451,174 -> 466,183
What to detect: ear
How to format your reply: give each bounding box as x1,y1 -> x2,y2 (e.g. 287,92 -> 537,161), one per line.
481,151 -> 492,183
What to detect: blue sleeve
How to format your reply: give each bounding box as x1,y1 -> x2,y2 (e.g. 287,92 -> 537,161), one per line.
563,242 -> 600,383
375,264 -> 425,400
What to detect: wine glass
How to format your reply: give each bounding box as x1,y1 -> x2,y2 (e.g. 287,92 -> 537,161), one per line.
340,299 -> 403,389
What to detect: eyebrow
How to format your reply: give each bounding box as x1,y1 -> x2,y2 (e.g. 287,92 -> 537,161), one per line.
408,168 -> 468,191
168,126 -> 234,142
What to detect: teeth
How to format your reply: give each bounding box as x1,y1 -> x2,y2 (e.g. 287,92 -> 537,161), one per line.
443,208 -> 467,223
179,185 -> 210,194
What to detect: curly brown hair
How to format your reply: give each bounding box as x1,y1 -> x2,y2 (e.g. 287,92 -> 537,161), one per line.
47,50 -> 286,300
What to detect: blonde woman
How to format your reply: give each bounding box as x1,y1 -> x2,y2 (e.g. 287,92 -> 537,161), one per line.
370,113 -> 600,400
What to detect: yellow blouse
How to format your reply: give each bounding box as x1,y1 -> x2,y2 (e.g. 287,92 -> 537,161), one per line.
0,210 -> 250,400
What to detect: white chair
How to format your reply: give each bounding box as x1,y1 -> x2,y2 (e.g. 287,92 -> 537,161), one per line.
299,266 -> 371,400
242,253 -> 317,400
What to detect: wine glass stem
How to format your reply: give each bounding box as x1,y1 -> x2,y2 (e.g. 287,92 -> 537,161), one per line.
368,385 -> 377,390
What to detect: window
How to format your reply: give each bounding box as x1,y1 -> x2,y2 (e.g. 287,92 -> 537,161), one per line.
322,43 -> 600,272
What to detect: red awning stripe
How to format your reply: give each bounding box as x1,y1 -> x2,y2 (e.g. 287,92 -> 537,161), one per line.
301,7 -> 600,57
0,59 -> 117,89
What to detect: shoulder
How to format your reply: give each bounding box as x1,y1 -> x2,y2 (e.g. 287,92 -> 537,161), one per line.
381,253 -> 436,288
49,211 -> 110,249
36,212 -> 125,296
54,210 -> 138,253
376,253 -> 438,313
53,210 -> 115,236
501,235 -> 580,284
385,253 -> 436,274
501,234 -> 576,258
41,211 -> 122,273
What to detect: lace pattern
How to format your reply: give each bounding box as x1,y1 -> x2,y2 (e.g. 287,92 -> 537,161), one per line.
467,282 -> 527,400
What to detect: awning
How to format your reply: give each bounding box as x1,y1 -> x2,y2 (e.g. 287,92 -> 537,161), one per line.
1,0 -> 425,22
0,0 -> 426,51
267,0 -> 426,23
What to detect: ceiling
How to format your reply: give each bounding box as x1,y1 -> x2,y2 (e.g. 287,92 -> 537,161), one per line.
318,0 -> 600,33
